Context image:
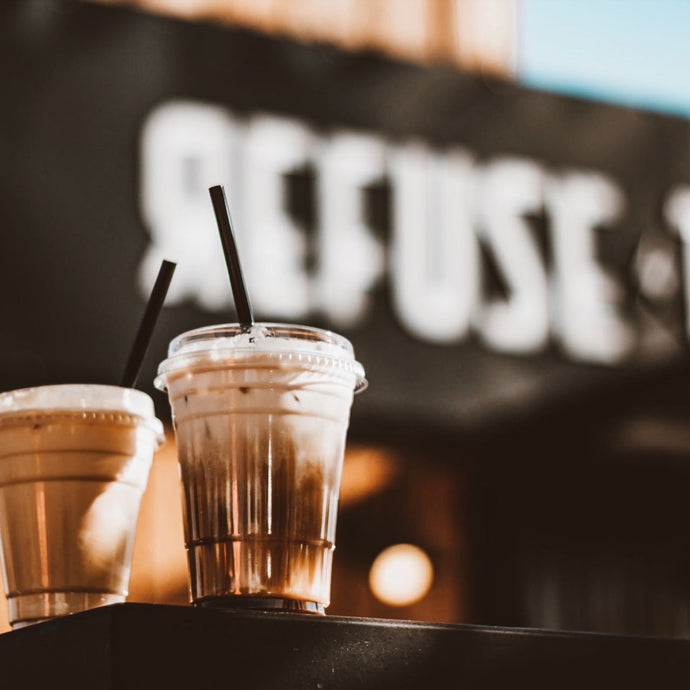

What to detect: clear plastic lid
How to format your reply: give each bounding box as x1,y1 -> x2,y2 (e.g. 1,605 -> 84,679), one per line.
155,323 -> 367,393
0,384 -> 164,438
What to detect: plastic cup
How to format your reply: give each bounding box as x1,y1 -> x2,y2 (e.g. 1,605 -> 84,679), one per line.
0,384 -> 164,628
155,323 -> 366,614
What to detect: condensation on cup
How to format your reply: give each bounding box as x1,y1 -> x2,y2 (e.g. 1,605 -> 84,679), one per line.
155,322 -> 366,614
0,384 -> 164,629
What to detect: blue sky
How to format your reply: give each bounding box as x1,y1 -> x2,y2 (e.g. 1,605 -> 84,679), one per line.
519,0 -> 690,118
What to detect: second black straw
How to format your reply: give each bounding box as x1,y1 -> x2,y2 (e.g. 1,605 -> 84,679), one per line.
120,259 -> 177,388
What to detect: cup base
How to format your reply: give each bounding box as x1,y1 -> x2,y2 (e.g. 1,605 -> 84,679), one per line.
8,591 -> 125,629
195,596 -> 325,615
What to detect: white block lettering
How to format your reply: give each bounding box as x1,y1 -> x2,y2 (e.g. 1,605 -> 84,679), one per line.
240,114 -> 312,318
313,131 -> 386,327
388,142 -> 479,343
474,158 -> 549,354
547,171 -> 633,364
664,186 -> 690,341
139,100 -> 239,311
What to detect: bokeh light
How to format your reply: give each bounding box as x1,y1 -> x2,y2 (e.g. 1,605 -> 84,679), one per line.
369,544 -> 434,607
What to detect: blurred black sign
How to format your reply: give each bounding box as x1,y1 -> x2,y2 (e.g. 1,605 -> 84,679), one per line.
3,0 -> 690,438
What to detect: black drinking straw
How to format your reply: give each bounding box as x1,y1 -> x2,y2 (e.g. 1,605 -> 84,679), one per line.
209,185 -> 255,330
119,259 -> 177,388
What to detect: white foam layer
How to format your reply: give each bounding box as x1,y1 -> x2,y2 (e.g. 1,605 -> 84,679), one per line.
167,367 -> 354,425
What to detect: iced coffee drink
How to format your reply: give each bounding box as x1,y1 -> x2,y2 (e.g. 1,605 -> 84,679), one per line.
0,384 -> 164,628
155,323 -> 366,613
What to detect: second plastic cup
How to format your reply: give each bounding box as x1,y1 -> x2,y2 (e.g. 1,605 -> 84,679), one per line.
0,384 -> 164,628
155,323 -> 366,614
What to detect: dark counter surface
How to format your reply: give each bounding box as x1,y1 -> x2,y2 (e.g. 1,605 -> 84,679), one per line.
0,602 -> 688,688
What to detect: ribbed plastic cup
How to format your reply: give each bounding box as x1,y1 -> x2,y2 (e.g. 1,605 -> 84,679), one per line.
0,384 -> 164,628
155,323 -> 366,614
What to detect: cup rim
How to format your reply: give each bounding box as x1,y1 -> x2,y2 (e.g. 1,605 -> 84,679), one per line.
155,322 -> 367,394
0,384 -> 165,443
